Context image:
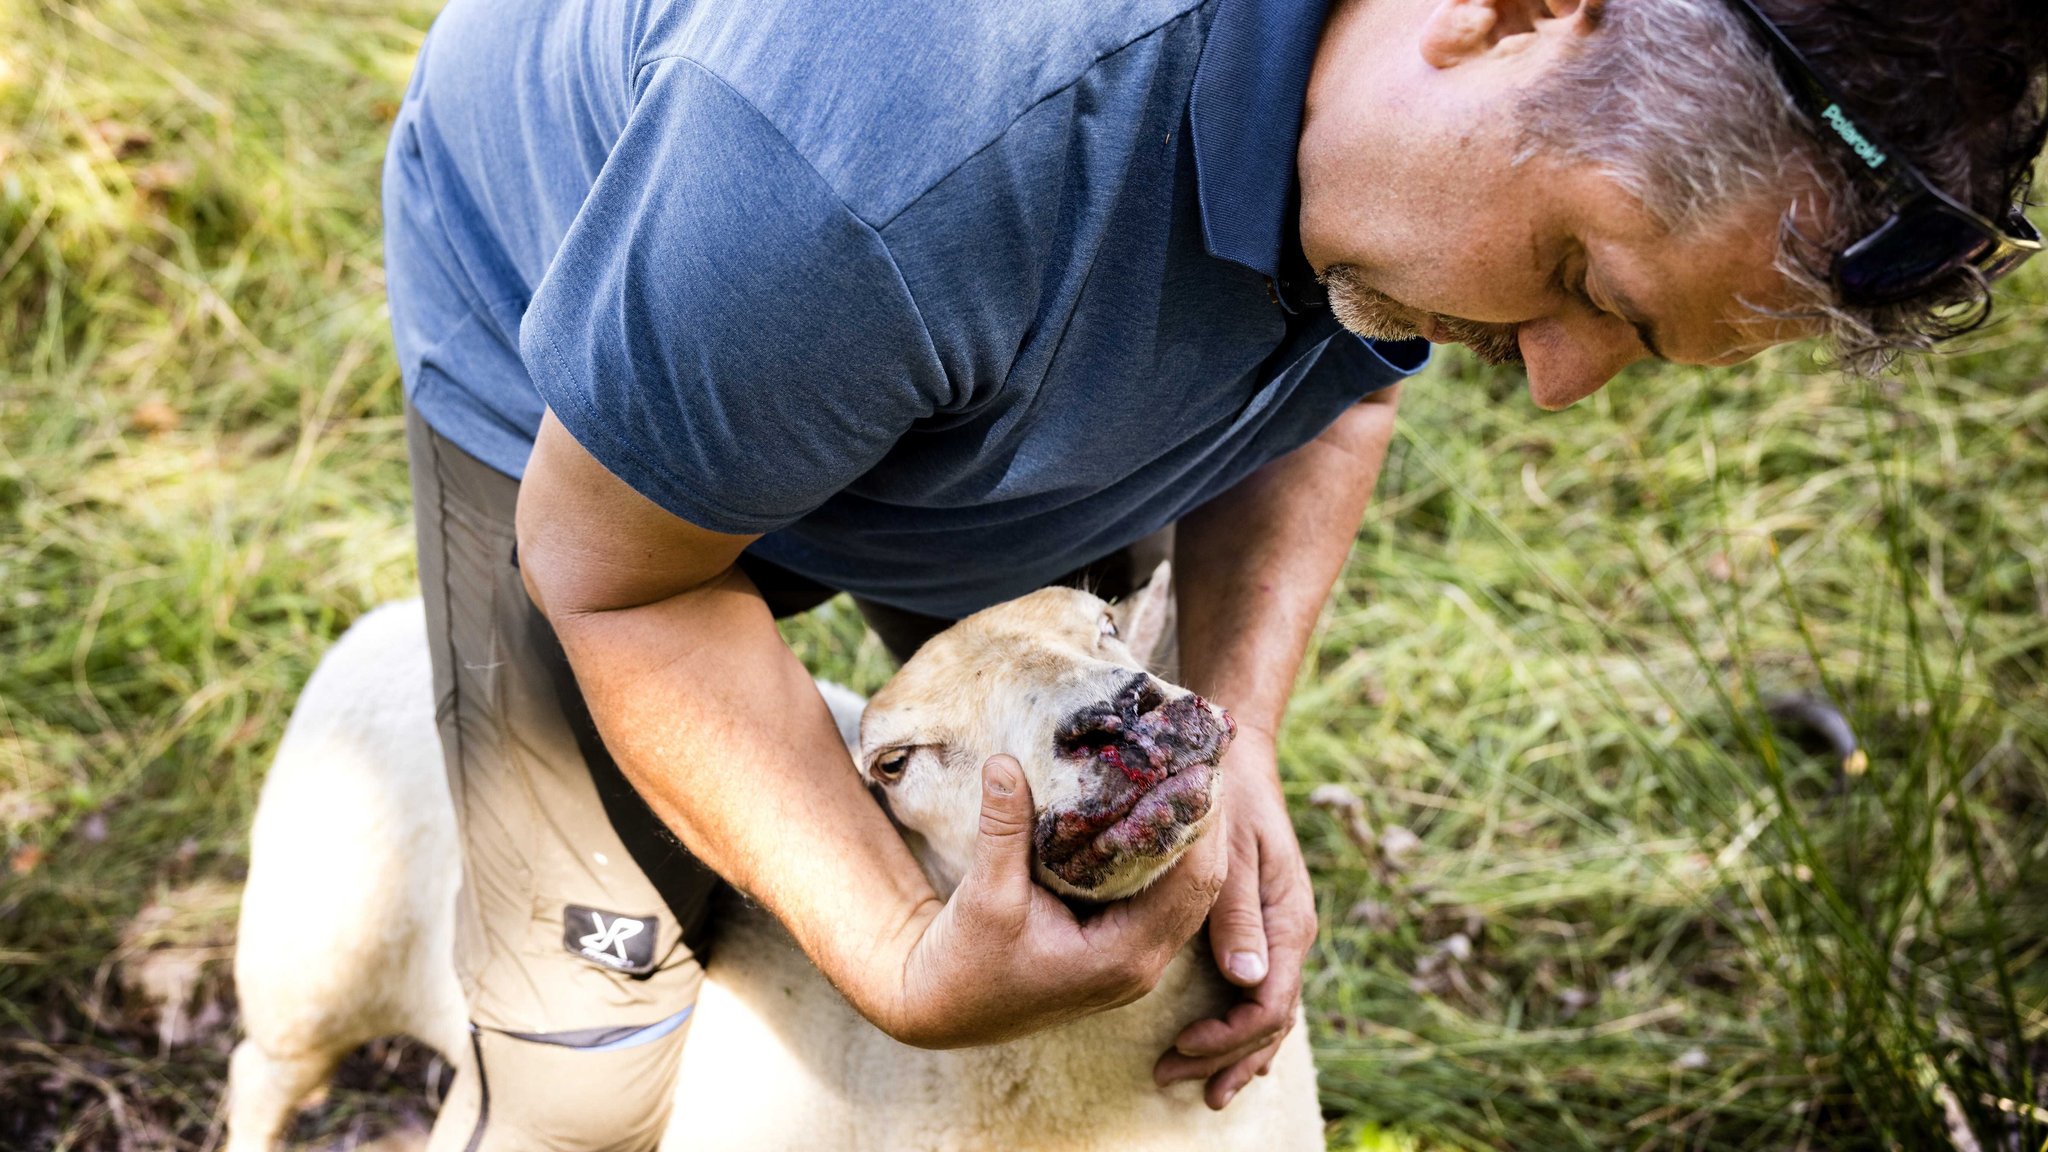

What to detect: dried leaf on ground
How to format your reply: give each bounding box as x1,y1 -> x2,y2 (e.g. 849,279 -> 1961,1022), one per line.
116,880 -> 240,1051
129,400 -> 181,435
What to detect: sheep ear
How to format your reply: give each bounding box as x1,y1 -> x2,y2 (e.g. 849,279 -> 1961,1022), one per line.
1113,560 -> 1176,676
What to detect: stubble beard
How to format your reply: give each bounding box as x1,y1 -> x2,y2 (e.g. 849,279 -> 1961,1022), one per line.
1319,264 -> 1525,367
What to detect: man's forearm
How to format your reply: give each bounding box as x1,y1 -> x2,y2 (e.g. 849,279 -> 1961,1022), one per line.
546,572 -> 940,1015
1175,386 -> 1402,741
515,412 -> 939,1027
1153,386 -> 1403,1106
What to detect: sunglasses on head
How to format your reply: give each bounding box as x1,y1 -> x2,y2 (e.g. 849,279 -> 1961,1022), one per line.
1724,0 -> 2041,307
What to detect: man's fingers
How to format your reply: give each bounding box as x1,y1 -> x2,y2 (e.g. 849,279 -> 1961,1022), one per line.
1165,995 -> 1288,1063
1087,816 -> 1227,961
1206,846 -> 1268,987
1134,809 -> 1230,925
1203,1043 -> 1279,1110
1153,1029 -> 1279,1086
966,754 -> 1035,900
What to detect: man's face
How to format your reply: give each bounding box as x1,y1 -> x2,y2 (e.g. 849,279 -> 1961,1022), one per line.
1300,0 -> 1822,409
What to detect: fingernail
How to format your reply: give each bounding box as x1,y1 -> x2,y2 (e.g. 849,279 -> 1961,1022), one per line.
985,759 -> 1016,797
1221,1084 -> 1240,1107
1228,951 -> 1266,983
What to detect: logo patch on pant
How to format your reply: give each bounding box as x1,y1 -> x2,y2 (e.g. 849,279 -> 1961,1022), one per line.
562,905 -> 660,975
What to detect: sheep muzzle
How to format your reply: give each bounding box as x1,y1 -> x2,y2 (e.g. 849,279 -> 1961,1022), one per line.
1032,673 -> 1234,896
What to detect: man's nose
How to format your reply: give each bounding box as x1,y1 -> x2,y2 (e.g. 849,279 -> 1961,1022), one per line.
1514,318 -> 1645,410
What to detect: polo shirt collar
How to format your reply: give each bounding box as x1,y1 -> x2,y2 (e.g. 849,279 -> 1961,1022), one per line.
1188,0 -> 1334,305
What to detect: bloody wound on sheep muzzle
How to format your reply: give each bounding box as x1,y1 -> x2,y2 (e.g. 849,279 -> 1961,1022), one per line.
1035,674 -> 1235,892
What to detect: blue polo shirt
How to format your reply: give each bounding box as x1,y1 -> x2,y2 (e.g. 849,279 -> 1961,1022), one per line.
383,0 -> 1428,619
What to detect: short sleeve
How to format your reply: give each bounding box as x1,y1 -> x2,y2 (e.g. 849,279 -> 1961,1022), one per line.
519,57 -> 949,534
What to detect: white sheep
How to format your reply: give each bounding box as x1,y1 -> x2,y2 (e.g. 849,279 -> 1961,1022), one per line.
228,586 -> 1324,1150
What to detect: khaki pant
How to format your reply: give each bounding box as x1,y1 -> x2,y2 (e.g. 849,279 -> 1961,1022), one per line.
405,405 -> 1163,1150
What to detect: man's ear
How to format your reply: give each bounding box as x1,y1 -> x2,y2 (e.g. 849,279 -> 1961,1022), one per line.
1419,0 -> 1604,69
1111,560 -> 1176,676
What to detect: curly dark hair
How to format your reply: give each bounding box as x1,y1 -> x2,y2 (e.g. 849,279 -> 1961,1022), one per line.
1520,0 -> 2048,371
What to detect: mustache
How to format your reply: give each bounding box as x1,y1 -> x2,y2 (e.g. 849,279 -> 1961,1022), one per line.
1429,313 -> 1524,367
1318,266 -> 1525,367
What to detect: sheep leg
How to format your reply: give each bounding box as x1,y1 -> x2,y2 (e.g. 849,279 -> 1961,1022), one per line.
223,1037 -> 339,1152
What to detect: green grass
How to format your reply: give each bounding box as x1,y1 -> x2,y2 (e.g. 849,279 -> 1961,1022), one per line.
3,0 -> 2044,1148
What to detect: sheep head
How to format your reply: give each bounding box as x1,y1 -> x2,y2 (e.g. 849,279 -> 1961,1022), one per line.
857,569 -> 1233,902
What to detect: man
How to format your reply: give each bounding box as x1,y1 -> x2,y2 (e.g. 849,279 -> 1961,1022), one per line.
381,0 -> 2045,1146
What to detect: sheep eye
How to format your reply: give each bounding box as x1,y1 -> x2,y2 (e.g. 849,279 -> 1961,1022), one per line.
1098,614 -> 1118,642
873,749 -> 911,783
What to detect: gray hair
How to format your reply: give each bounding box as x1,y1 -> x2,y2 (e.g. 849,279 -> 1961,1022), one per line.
1516,0 -> 1993,373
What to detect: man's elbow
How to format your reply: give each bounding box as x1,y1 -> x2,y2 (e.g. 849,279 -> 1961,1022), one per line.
516,409 -> 759,621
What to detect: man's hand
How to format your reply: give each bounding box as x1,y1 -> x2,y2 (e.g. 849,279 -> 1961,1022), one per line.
1153,729 -> 1316,1108
876,754 -> 1228,1046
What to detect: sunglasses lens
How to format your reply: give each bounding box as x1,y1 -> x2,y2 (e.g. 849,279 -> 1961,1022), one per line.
1982,214 -> 2042,280
1835,205 -> 1998,306
1982,245 -> 2033,282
